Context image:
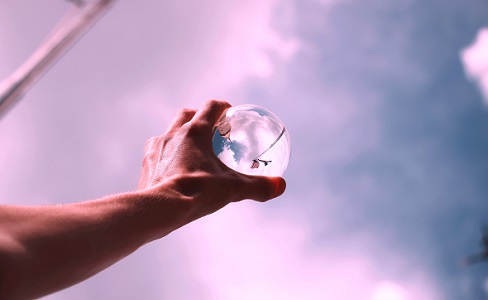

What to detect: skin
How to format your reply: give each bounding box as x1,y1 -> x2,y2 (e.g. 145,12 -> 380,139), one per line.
0,100 -> 286,299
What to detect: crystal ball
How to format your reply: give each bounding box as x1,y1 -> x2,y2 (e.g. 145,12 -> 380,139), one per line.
212,104 -> 291,176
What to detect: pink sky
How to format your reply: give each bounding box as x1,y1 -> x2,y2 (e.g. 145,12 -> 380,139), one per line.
0,0 -> 470,299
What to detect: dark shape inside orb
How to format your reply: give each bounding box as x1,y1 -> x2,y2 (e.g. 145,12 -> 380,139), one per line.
250,159 -> 272,169
216,115 -> 231,140
251,159 -> 260,169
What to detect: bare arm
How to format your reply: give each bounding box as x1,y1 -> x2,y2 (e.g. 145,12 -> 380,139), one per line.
0,100 -> 286,299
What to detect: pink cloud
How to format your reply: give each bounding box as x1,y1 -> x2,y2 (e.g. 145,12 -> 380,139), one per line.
187,0 -> 301,98
0,1 -> 444,299
179,203 -> 440,300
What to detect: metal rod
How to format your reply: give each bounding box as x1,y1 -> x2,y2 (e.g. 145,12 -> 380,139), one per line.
0,0 -> 115,120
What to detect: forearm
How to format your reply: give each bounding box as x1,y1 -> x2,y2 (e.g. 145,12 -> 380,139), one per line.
0,185 -> 192,299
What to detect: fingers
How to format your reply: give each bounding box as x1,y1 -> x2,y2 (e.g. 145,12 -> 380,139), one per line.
166,108 -> 197,134
192,99 -> 231,131
235,176 -> 286,202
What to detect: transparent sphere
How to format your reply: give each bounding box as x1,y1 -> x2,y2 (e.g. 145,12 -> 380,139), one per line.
212,104 -> 291,176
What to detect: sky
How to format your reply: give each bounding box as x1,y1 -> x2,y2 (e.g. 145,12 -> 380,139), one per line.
1,0 -> 488,299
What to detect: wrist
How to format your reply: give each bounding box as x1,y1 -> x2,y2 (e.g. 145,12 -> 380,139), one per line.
130,180 -> 196,242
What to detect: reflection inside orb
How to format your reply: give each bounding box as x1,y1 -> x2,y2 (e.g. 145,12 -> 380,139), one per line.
212,104 -> 291,176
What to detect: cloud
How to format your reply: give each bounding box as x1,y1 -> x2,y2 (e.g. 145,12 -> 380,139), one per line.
179,203 -> 440,300
187,0 -> 300,98
370,281 -> 407,300
0,0 -> 457,299
460,27 -> 488,105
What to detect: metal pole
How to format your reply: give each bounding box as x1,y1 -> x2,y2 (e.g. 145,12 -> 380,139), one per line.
0,0 -> 115,120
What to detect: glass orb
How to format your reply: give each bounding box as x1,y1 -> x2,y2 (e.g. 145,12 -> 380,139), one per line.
212,104 -> 291,176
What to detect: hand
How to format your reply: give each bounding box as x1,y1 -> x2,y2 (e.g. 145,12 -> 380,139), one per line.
137,100 -> 286,220
0,100 -> 286,299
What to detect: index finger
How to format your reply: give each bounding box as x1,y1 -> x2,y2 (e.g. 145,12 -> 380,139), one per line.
192,100 -> 231,130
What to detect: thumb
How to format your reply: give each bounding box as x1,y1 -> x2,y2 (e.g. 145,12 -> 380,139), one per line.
239,176 -> 286,202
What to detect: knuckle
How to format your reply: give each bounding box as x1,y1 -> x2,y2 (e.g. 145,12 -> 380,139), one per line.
141,155 -> 151,167
206,99 -> 230,108
177,108 -> 196,117
144,136 -> 158,152
159,134 -> 172,148
205,99 -> 220,106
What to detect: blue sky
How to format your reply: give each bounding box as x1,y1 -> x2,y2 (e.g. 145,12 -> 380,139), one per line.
1,0 -> 488,299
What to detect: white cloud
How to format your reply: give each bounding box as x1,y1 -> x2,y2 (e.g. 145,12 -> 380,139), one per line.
460,27 -> 488,105
189,0 -> 301,98
370,281 -> 407,300
109,0 -> 302,123
217,143 -> 239,171
179,203 -> 440,300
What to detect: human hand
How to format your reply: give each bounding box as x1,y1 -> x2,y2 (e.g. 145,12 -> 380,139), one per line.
137,100 -> 286,220
0,100 -> 287,299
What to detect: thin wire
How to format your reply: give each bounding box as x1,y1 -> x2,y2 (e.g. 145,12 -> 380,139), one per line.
0,0 -> 116,120
254,126 -> 286,160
